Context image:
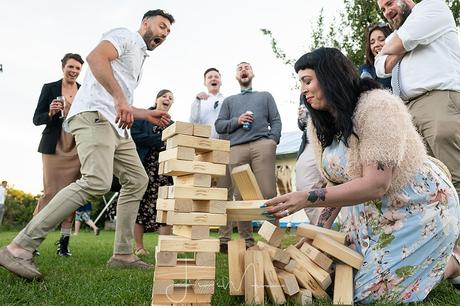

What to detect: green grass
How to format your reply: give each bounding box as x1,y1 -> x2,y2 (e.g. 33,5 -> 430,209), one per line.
0,230 -> 459,306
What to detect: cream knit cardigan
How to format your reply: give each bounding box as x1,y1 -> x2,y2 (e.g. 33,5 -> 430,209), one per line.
307,89 -> 427,197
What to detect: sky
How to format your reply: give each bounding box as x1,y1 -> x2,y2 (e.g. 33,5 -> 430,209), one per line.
0,0 -> 345,193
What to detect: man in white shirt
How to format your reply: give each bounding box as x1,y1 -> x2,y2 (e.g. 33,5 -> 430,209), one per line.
0,10 -> 174,280
375,0 -> 460,196
0,181 -> 7,225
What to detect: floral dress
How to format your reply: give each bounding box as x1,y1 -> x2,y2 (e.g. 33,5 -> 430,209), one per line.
322,138 -> 460,303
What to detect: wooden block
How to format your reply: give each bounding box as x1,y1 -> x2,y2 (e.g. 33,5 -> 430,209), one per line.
193,123 -> 212,138
228,239 -> 246,295
195,252 -> 215,266
275,268 -> 299,296
166,211 -> 227,226
161,121 -> 194,141
156,249 -> 178,267
244,250 -> 264,305
156,199 -> 193,212
173,225 -> 210,240
231,164 -> 264,200
333,264 -> 354,305
152,279 -> 174,295
152,285 -> 211,304
155,263 -> 215,280
158,186 -> 170,199
284,260 -> 329,300
158,146 -> 196,163
258,221 -> 285,247
191,200 -> 227,214
262,250 -> 286,304
293,288 -> 313,305
300,242 -> 333,271
226,200 -> 271,221
166,134 -> 230,152
193,280 -> 214,294
296,224 -> 347,244
156,210 -> 168,223
286,245 -> 331,290
312,234 -> 363,270
161,160 -> 226,177
246,245 -> 261,251
175,174 -> 212,187
256,241 -> 290,264
158,236 -> 219,253
227,214 -> 272,222
196,151 -> 230,165
168,186 -> 228,201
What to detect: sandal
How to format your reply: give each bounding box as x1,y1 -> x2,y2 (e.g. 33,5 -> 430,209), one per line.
134,248 -> 149,256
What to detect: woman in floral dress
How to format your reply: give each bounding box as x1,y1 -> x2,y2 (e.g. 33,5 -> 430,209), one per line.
266,48 -> 460,303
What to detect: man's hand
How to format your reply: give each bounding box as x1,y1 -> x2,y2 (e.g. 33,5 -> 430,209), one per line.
196,92 -> 209,100
145,109 -> 171,127
238,112 -> 253,125
115,99 -> 134,129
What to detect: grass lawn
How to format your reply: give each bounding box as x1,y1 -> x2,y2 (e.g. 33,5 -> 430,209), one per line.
0,229 -> 459,306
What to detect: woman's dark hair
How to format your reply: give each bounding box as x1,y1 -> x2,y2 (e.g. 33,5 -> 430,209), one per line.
154,89 -> 172,109
61,53 -> 84,68
365,23 -> 392,66
294,47 -> 380,148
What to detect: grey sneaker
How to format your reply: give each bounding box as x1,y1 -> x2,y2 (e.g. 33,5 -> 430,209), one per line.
106,257 -> 152,269
0,247 -> 42,280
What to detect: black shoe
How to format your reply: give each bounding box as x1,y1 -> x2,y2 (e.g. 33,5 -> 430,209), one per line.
32,250 -> 40,257
219,244 -> 228,254
56,235 -> 72,257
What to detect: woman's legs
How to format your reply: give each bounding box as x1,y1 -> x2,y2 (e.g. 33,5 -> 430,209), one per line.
444,246 -> 460,280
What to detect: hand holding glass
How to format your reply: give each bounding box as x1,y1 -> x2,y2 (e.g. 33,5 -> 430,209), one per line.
56,96 -> 65,118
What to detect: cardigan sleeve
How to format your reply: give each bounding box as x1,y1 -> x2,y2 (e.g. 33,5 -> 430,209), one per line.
353,90 -> 408,167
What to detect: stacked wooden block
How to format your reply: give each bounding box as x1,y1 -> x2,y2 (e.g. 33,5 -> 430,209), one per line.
151,122 -> 230,306
228,221 -> 364,305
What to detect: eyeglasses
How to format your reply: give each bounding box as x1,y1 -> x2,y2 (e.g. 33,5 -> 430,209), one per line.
367,22 -> 389,32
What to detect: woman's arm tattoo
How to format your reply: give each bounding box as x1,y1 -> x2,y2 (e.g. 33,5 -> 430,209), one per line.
307,188 -> 327,203
316,207 -> 340,228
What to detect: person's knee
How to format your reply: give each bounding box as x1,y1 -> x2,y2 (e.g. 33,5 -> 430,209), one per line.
120,171 -> 148,195
79,176 -> 112,196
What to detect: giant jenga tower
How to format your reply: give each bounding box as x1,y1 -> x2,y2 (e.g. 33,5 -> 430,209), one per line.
151,122 -> 230,306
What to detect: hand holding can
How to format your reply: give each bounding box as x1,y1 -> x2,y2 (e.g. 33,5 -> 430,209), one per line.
242,111 -> 253,130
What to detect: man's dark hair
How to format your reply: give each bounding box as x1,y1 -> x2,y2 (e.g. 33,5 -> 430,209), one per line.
237,62 -> 251,66
294,47 -> 380,148
61,53 -> 84,68
1,181 -> 7,184
143,9 -> 175,24
203,68 -> 220,79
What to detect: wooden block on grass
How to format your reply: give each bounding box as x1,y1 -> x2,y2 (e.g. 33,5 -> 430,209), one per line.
231,164 -> 263,200
195,252 -> 215,266
333,264 -> 354,305
158,236 -> 219,253
284,260 -> 329,300
275,268 -> 299,296
193,280 -> 215,294
175,174 -> 212,187
296,224 -> 347,244
258,220 -> 285,247
193,123 -> 212,138
152,285 -> 211,304
228,239 -> 246,295
168,186 -> 227,201
161,121 -> 194,141
173,225 -> 210,239
300,242 -> 333,271
161,160 -> 226,177
155,263 -> 215,280
196,150 -> 230,165
293,288 -> 313,305
166,134 -> 230,152
256,241 -> 290,264
262,250 -> 286,304
244,250 -> 265,305
312,234 -> 363,270
158,146 -> 195,163
166,211 -> 227,226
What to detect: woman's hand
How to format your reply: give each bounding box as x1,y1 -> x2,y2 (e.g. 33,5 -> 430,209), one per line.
265,191 -> 309,219
48,99 -> 64,117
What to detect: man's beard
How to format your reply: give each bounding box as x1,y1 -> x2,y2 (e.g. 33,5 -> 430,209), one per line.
143,28 -> 155,51
390,1 -> 412,30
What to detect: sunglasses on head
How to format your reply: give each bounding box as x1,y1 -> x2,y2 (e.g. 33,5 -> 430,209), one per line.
367,23 -> 389,32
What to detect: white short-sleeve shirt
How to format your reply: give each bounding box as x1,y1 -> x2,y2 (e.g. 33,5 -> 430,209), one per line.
65,28 -> 148,137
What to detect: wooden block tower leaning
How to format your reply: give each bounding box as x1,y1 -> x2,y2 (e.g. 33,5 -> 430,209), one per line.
151,121 -> 230,306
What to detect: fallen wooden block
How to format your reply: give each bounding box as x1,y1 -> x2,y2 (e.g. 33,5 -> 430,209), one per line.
275,268 -> 300,296
293,288 -> 313,305
244,250 -> 265,305
228,240 -> 246,295
172,225 -> 210,240
300,242 -> 333,271
296,224 -> 347,244
168,186 -> 228,201
284,260 -> 329,300
262,250 -> 286,304
175,174 -> 212,188
256,241 -> 290,264
258,220 -> 285,247
158,146 -> 195,163
231,164 -> 264,200
193,123 -> 212,138
286,245 -> 332,290
152,285 -> 212,304
333,264 -> 354,305
161,121 -> 194,141
196,150 -> 229,165
312,234 -> 363,270
158,236 -> 219,253
166,211 -> 227,226
166,134 -> 230,152
160,159 -> 226,177
155,263 -> 215,280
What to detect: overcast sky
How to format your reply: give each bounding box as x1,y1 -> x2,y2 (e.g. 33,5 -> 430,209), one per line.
0,0 -> 346,193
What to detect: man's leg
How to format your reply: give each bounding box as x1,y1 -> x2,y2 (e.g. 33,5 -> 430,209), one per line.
408,91 -> 460,197
0,205 -> 4,225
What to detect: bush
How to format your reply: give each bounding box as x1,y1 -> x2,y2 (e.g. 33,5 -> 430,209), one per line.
2,188 -> 38,228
